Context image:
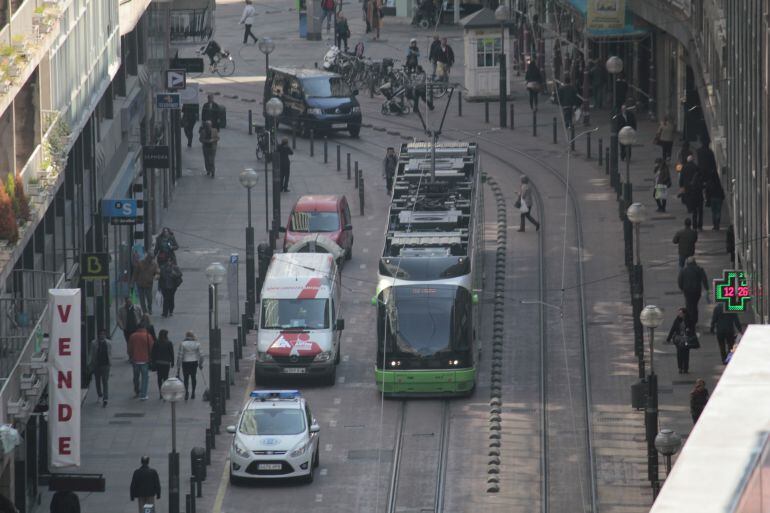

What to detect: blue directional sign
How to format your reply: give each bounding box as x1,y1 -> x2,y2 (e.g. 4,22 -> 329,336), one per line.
101,199 -> 138,225
156,93 -> 181,109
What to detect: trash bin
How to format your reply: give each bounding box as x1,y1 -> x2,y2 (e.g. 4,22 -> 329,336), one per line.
191,447 -> 207,482
256,242 -> 273,302
298,12 -> 307,38
631,379 -> 647,410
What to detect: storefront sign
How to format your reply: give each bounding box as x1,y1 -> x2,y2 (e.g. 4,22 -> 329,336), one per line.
155,93 -> 181,110
80,253 -> 108,280
49,289 -> 81,468
587,0 -> 626,30
101,199 -> 137,225
714,270 -> 752,312
142,145 -> 170,168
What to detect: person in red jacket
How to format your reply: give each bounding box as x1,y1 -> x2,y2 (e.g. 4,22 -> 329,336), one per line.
128,327 -> 155,400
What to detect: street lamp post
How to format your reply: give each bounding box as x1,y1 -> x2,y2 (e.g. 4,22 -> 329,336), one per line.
239,168 -> 259,331
265,97 -> 284,251
495,5 -> 510,128
655,428 -> 682,478
640,304 -> 664,497
259,37 -> 276,235
161,377 -> 186,513
619,125 -> 637,208
627,202 -> 647,379
606,56 -> 623,195
206,262 -> 226,419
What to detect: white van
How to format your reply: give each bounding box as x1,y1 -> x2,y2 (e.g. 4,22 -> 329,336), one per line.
255,253 -> 344,385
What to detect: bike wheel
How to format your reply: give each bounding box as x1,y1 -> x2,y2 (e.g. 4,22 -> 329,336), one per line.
256,147 -> 264,161
217,58 -> 235,77
433,84 -> 448,98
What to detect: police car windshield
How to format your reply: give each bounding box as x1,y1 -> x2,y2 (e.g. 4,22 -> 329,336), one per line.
302,76 -> 352,98
261,298 -> 329,329
290,211 -> 340,232
239,408 -> 305,435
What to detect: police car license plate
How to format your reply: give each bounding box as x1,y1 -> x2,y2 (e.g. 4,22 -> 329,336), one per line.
333,123 -> 347,128
258,463 -> 282,470
283,367 -> 306,374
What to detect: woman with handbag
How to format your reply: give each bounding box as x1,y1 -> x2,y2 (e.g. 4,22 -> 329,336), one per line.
524,59 -> 543,111
517,176 -> 540,232
653,158 -> 672,212
151,329 -> 175,399
666,307 -> 697,374
177,331 -> 203,400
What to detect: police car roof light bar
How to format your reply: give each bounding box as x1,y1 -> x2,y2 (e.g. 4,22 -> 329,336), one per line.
249,390 -> 302,401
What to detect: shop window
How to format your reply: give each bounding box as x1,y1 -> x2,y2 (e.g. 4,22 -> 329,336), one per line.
476,37 -> 502,68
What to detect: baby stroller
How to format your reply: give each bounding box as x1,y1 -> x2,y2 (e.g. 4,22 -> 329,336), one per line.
380,79 -> 411,115
412,0 -> 438,29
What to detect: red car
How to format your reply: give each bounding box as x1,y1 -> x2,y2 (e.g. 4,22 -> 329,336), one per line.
282,195 -> 354,259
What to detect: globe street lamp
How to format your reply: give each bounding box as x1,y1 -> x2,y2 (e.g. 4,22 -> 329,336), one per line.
206,262 -> 226,421
628,202 -> 647,379
259,37 -> 276,235
161,377 -> 186,513
606,56 -> 623,195
619,125 -> 637,206
655,428 -> 682,476
495,5 -> 510,128
239,168 -> 259,331
266,97 -> 284,251
640,304 -> 664,495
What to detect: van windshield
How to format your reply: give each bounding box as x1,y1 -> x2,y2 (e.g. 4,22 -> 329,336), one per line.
302,77 -> 353,98
291,211 -> 340,232
261,298 -> 329,329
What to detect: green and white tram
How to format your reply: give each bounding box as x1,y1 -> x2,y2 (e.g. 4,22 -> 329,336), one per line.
374,141 -> 484,396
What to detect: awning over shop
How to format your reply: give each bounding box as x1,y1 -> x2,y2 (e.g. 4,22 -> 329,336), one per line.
562,0 -> 648,38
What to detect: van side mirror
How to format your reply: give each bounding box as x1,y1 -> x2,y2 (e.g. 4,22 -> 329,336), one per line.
226,425 -> 236,434
335,318 -> 345,331
310,423 -> 320,433
279,226 -> 286,233
344,224 -> 353,231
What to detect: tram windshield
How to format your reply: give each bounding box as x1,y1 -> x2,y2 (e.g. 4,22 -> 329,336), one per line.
377,284 -> 471,356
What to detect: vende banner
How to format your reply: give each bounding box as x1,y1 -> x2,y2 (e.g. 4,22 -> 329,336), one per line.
587,0 -> 626,30
49,289 -> 81,468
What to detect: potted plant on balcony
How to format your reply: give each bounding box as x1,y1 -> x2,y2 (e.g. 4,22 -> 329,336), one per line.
0,182 -> 19,245
8,174 -> 30,225
26,175 -> 41,197
11,36 -> 25,55
32,6 -> 45,26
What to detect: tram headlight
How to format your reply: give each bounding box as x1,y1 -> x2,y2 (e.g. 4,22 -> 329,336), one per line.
448,359 -> 460,366
389,360 -> 401,367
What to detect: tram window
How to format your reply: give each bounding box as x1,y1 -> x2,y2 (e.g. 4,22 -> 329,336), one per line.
452,289 -> 472,350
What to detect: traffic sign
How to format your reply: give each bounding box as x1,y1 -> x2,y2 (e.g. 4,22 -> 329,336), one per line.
156,93 -> 181,109
166,69 -> 187,90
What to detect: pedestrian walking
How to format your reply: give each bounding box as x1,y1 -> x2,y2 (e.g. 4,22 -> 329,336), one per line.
117,297 -> 142,346
697,139 -> 717,178
678,257 -> 709,326
557,75 -> 579,129
151,329 -> 175,399
278,138 -> 293,192
405,38 -> 420,73
672,218 -> 697,269
618,104 -> 637,161
199,120 -> 220,177
154,227 -> 179,265
525,59 -> 543,111
654,115 -> 675,161
689,378 -> 709,423
677,140 -> 693,168
140,314 -> 156,341
132,254 -> 158,315
726,224 -> 736,265
239,0 -> 258,44
362,0 -> 371,33
614,72 -> 628,111
408,66 -> 434,112
130,456 -> 161,513
128,325 -> 155,400
705,170 -> 725,230
653,158 -> 672,212
158,260 -> 183,318
383,147 -> 397,193
666,307 -> 696,374
89,330 -> 112,408
177,331 -> 203,401
435,38 -> 454,82
428,35 -> 441,79
321,0 -> 336,32
710,302 -> 743,363
182,105 -> 198,148
588,59 -> 605,109
50,490 -> 80,513
368,0 -> 381,40
335,13 -> 350,51
201,94 -> 221,129
679,154 -> 705,230
517,176 -> 540,232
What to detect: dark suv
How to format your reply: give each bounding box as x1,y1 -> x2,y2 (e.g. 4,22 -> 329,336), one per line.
264,67 -> 362,138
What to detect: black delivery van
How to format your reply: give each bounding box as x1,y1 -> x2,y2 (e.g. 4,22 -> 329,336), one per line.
264,67 -> 362,138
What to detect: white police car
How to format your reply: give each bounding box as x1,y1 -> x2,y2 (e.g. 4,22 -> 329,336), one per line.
227,390 -> 320,484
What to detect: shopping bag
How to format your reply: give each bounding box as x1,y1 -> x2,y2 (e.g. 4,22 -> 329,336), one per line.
155,290 -> 163,308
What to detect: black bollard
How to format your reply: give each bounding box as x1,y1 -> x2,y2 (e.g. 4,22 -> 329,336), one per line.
204,429 -> 212,464
233,339 -> 240,371
210,411 -> 219,437
359,177 -> 365,216
510,103 -> 514,130
458,91 -> 463,117
248,110 -> 253,135
190,478 -> 197,513
310,130 -> 315,156
291,124 -> 296,150
324,138 -> 328,163
224,366 -> 231,399
532,110 -> 537,137
354,161 -> 359,189
196,476 -> 202,498
587,132 -> 591,159
598,138 -> 603,167
552,117 -> 557,144
336,145 -> 341,171
570,124 -> 575,152
484,100 -> 489,123
186,494 -> 191,513
219,382 -> 227,415
605,148 -> 610,176
346,153 -> 351,180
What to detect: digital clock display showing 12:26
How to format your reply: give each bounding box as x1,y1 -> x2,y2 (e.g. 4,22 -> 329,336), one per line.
713,270 -> 752,312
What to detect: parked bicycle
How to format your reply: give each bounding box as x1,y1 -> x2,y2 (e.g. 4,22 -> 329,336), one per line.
255,126 -> 275,161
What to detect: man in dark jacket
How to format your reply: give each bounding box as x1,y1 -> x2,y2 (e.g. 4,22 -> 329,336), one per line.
383,147 -> 397,193
678,257 -> 709,326
557,76 -> 579,129
618,104 -> 637,161
130,456 -> 161,513
697,139 -> 717,178
158,261 -> 183,318
278,138 -> 294,192
428,35 -> 441,79
679,155 -> 705,230
710,302 -> 742,363
435,38 -> 455,81
50,490 -> 80,513
672,218 -> 698,269
201,94 -> 221,129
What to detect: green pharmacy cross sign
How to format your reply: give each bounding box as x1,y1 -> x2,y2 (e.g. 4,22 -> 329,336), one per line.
713,270 -> 752,312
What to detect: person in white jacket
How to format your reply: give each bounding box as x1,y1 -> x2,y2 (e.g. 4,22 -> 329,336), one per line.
177,331 -> 203,400
239,0 -> 258,45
